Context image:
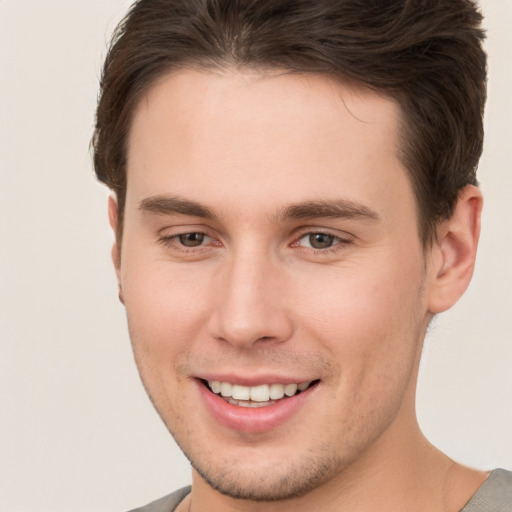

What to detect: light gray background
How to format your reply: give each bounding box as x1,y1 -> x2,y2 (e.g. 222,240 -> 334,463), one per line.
0,1 -> 510,511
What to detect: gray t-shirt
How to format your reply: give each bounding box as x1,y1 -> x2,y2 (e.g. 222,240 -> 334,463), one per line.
460,469 -> 512,511
128,468 -> 512,512
127,486 -> 190,512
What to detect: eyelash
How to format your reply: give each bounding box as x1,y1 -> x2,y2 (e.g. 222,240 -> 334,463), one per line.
157,229 -> 352,255
158,231 -> 215,252
292,231 -> 352,253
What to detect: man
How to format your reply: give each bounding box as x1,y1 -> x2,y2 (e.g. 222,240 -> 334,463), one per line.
92,0 -> 512,510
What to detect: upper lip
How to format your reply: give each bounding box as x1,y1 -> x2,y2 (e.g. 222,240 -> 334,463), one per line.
196,374 -> 317,387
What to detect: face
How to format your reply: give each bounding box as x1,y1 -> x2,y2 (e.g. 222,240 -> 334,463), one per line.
117,69 -> 436,501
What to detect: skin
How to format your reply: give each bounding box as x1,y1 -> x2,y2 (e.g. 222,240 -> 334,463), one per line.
110,68 -> 485,511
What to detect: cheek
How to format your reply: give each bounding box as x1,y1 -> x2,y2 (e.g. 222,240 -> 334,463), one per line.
296,255 -> 425,379
298,261 -> 425,441
120,256 -> 214,419
120,250 -> 214,364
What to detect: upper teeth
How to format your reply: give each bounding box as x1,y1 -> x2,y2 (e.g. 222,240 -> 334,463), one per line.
208,381 -> 311,402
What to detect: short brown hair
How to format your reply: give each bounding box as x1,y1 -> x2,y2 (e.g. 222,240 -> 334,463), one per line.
92,0 -> 487,246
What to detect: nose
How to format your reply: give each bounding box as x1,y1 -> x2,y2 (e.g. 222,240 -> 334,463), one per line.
207,246 -> 294,349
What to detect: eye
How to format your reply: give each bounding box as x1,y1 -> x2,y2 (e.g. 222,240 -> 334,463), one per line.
292,230 -> 353,254
177,232 -> 209,247
306,233 -> 335,249
157,229 -> 220,259
299,232 -> 337,249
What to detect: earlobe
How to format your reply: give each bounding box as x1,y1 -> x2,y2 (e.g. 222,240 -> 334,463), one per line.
428,185 -> 483,314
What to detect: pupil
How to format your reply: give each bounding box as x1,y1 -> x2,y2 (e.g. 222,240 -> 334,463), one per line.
309,233 -> 334,249
179,233 -> 204,247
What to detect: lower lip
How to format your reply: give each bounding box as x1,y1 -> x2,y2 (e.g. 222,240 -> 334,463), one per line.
196,380 -> 318,433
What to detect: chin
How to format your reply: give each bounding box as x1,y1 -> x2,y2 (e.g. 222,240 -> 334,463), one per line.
183,443 -> 345,502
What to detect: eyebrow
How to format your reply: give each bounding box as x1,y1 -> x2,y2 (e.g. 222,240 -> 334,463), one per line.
139,195 -> 217,219
276,199 -> 380,222
139,195 -> 380,223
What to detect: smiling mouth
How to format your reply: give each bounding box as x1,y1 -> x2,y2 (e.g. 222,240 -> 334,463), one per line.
202,379 -> 320,408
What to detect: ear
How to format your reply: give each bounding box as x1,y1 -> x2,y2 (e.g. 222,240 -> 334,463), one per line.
428,185 -> 483,314
108,194 -> 123,296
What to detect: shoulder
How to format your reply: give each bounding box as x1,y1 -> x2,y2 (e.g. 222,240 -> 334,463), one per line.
461,469 -> 512,512
126,486 -> 191,512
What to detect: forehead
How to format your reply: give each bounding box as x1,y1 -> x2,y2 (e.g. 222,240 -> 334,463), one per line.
126,68 -> 413,222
